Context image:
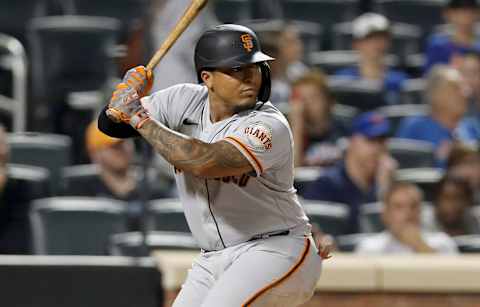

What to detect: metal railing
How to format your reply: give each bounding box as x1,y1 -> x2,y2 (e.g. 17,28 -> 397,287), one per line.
0,33 -> 27,132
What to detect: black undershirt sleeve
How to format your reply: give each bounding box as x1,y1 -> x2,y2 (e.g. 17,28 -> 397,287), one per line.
97,106 -> 140,138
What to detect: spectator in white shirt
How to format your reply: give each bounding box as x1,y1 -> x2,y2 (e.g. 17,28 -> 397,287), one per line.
356,182 -> 458,254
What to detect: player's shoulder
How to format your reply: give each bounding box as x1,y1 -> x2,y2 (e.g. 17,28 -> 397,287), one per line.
152,83 -> 207,100
149,83 -> 208,112
247,101 -> 290,129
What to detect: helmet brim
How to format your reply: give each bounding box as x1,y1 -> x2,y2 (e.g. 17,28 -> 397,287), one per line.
204,51 -> 275,70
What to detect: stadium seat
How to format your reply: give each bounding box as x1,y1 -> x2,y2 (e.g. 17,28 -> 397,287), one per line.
331,21 -> 422,64
400,78 -> 426,104
2,164 -> 50,253
395,168 -> 444,202
387,138 -> 436,169
110,231 -> 199,256
28,16 -> 120,129
332,103 -> 359,132
471,206 -> 480,224
376,104 -> 429,136
309,50 -> 400,74
0,1 -> 47,46
404,53 -> 426,78
72,0 -> 149,39
294,167 -> 323,197
359,202 -> 384,233
0,34 -> 27,132
59,164 -> 100,194
249,0 -> 284,19
28,15 -> 120,102
7,163 -> 51,200
452,235 -> 480,253
242,19 -> 324,56
300,199 -> 350,236
30,197 -> 129,255
309,50 -> 359,75
359,201 -> 435,233
7,132 -> 72,193
376,0 -> 445,45
214,0 -> 252,23
145,198 -> 190,233
281,0 -> 358,49
329,78 -> 388,112
336,233 -> 373,252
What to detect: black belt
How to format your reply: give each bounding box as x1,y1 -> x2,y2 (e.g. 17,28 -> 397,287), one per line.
202,230 -> 290,253
247,229 -> 290,242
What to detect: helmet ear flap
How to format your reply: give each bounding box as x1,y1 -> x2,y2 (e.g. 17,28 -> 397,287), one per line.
258,62 -> 271,102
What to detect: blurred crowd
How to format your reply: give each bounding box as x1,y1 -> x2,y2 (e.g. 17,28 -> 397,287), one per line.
1,0 -> 480,256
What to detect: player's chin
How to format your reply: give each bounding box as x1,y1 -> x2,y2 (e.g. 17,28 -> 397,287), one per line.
234,97 -> 257,112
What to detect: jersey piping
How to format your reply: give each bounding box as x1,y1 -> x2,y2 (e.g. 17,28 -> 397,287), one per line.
204,179 -> 227,249
241,237 -> 311,306
224,136 -> 264,175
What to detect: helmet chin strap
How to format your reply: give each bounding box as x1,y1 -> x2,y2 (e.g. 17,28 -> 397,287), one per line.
257,62 -> 271,103
255,100 -> 267,111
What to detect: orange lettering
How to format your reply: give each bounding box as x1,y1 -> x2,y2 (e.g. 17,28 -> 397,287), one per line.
241,34 -> 253,52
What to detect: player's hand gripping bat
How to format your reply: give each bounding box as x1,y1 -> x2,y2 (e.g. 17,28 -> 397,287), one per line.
106,0 -> 208,125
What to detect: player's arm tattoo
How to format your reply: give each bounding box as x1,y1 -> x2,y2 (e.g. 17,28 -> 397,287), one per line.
137,119 -> 254,177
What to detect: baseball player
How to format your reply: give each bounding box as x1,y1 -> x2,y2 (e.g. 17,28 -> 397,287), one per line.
98,24 -> 328,306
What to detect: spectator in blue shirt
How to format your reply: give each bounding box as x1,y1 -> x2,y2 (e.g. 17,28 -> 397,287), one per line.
396,65 -> 468,166
334,13 -> 409,105
424,0 -> 480,73
455,52 -> 480,146
303,112 -> 398,234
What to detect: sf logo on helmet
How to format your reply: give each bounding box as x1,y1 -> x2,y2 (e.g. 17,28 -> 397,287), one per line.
241,34 -> 254,52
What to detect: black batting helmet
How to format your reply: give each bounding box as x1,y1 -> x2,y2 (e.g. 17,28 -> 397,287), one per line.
194,24 -> 275,102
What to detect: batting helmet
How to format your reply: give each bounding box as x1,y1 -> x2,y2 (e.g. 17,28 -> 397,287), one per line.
194,24 -> 275,102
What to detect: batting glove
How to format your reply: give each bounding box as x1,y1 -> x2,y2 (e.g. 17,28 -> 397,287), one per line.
106,66 -> 154,129
122,65 -> 154,97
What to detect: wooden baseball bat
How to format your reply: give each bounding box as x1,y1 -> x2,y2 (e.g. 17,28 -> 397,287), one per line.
146,0 -> 209,71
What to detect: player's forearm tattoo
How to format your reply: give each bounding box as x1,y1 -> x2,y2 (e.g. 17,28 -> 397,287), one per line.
137,119 -> 251,176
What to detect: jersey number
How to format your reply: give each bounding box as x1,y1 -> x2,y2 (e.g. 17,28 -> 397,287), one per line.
214,174 -> 250,187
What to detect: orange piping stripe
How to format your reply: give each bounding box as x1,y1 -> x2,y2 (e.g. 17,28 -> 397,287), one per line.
225,136 -> 264,174
242,238 -> 311,307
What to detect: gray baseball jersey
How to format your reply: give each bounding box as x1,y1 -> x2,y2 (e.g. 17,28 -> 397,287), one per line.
142,83 -> 310,251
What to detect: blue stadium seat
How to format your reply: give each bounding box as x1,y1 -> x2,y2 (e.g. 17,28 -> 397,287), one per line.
376,104 -> 429,136
329,77 -> 388,111
387,138 -> 436,169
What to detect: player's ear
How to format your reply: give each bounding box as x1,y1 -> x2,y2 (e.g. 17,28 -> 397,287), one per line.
201,70 -> 213,88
